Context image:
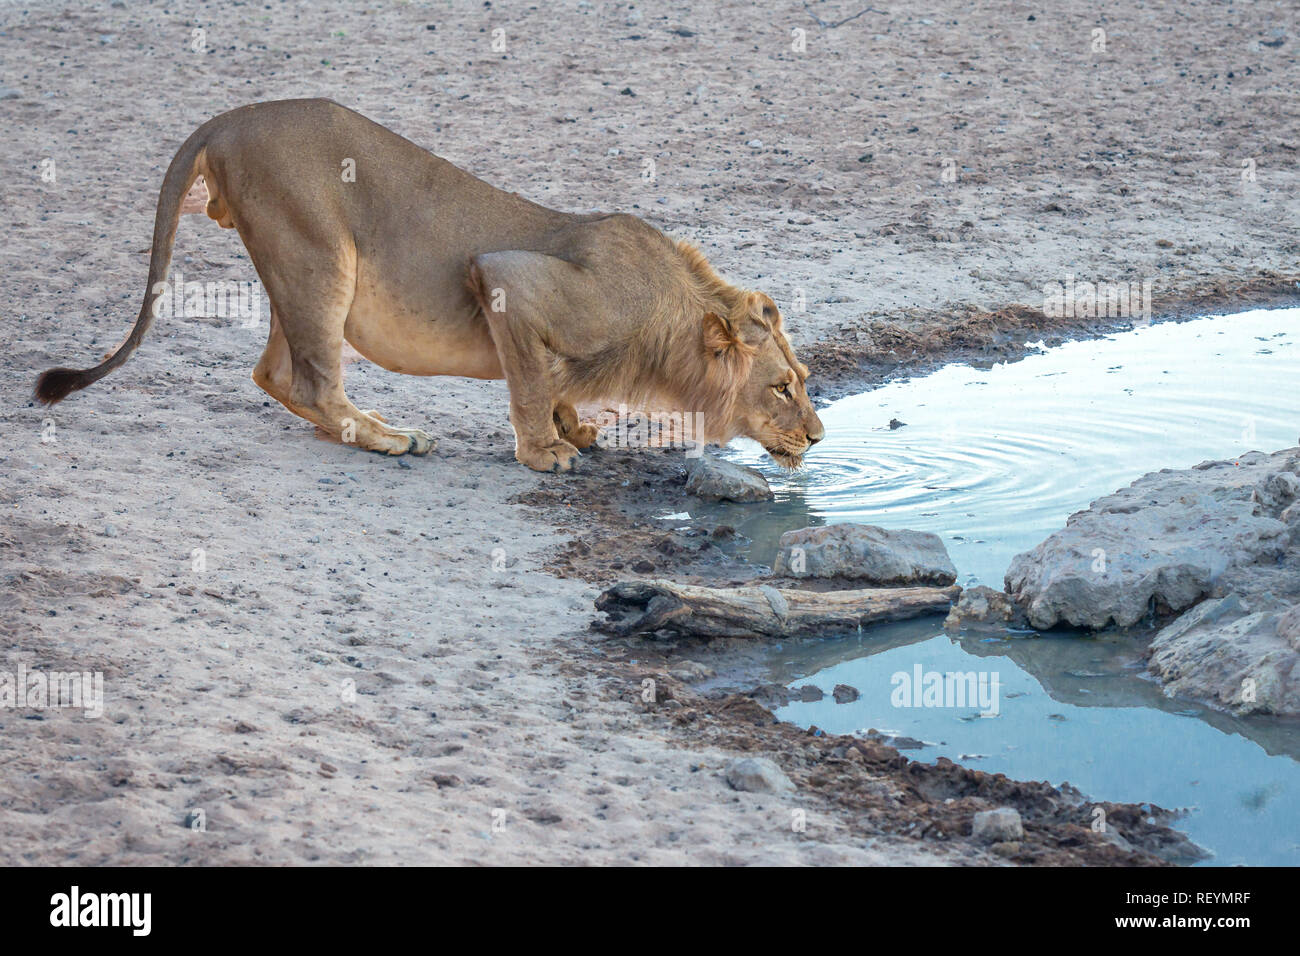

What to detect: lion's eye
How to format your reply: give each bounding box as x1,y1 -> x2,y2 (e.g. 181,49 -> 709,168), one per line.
774,384 -> 791,398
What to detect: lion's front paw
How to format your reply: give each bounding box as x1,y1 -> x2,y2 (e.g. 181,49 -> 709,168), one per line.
517,440 -> 581,473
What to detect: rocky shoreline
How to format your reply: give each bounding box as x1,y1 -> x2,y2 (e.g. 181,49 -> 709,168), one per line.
1001,446 -> 1300,716
531,446 -> 1220,864
537,433 -> 1300,866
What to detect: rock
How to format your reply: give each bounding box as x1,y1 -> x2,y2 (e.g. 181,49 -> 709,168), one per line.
1005,449 -> 1298,629
796,684 -> 823,702
667,660 -> 714,682
683,455 -> 772,502
773,523 -> 957,586
1281,500 -> 1300,539
972,807 -> 1024,843
866,730 -> 927,750
0,88 -> 21,100
724,756 -> 795,794
746,683 -> 791,709
990,841 -> 1021,858
1146,594 -> 1300,716
944,585 -> 1029,632
1253,470 -> 1300,512
832,683 -> 860,703
1097,828 -> 1135,853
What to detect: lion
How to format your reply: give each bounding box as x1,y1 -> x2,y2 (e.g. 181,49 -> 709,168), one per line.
35,99 -> 824,472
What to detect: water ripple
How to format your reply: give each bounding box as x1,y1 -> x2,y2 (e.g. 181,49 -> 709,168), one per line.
727,308 -> 1300,584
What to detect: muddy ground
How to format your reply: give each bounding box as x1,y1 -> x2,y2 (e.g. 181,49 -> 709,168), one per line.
3,0 -> 1297,864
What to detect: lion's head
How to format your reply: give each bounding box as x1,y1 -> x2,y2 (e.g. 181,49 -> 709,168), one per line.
700,292 -> 824,469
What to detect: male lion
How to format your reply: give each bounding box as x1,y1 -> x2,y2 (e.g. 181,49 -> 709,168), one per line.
35,99 -> 824,472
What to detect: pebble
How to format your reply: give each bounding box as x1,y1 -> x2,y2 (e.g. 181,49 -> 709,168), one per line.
832,683 -> 860,703
972,807 -> 1025,843
724,756 -> 795,794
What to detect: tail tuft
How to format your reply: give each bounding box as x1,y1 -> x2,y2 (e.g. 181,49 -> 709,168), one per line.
34,367 -> 91,405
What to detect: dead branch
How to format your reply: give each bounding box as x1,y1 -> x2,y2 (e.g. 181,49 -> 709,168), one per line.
594,579 -> 961,639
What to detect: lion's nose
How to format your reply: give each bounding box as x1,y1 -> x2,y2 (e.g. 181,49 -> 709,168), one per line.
806,427 -> 824,446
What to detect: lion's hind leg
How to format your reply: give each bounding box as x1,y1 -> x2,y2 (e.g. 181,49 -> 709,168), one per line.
252,266 -> 434,457
554,402 -> 599,450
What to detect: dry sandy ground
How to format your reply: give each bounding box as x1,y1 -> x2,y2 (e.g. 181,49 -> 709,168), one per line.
1,0 -> 1296,865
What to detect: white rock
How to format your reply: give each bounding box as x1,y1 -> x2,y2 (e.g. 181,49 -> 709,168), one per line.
1005,449 -> 1298,629
684,456 -> 772,502
773,523 -> 957,586
972,807 -> 1024,843
724,756 -> 795,794
1147,595 -> 1300,716
944,585 -> 1028,631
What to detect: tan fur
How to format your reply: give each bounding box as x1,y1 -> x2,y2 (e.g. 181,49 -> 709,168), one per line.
35,99 -> 823,471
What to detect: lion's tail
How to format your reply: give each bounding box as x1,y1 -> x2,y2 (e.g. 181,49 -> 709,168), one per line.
34,128 -> 208,405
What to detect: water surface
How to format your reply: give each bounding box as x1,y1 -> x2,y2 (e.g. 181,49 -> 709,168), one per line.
706,308 -> 1300,865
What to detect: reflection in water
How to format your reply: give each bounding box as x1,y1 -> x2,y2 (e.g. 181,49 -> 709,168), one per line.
767,625 -> 1300,866
697,309 -> 1300,865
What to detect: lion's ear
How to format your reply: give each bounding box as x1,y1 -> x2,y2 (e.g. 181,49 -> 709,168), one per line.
702,311 -> 740,356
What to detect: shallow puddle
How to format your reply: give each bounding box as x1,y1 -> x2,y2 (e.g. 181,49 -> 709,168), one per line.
702,308 -> 1300,865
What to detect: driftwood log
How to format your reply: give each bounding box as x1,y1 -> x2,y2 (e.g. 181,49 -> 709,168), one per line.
594,579 -> 962,639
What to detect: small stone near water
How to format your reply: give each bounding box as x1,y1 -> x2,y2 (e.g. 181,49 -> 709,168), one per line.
944,585 -> 1029,632
972,807 -> 1024,843
773,523 -> 957,586
867,730 -> 926,750
796,684 -> 823,702
888,418 -> 907,430
724,756 -> 796,794
684,455 -> 772,502
746,683 -> 791,709
0,88 -> 22,100
832,683 -> 860,703
667,660 -> 714,682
